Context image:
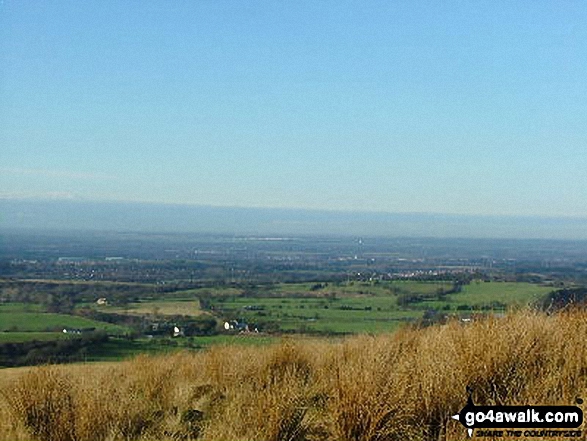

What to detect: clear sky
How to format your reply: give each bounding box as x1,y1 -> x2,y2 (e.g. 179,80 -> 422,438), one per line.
1,1 -> 586,217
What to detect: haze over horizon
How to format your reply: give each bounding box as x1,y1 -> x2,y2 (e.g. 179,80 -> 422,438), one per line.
3,198 -> 587,240
2,1 -> 587,222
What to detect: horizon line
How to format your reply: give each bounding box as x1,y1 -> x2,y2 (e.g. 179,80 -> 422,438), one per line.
2,195 -> 587,222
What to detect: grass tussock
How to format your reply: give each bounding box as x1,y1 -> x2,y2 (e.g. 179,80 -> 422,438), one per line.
3,309 -> 587,441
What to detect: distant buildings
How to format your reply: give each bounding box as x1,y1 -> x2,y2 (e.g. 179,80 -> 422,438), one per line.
62,327 -> 96,334
223,320 -> 258,333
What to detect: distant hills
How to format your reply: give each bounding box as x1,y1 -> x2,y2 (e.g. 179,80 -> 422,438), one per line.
1,199 -> 587,239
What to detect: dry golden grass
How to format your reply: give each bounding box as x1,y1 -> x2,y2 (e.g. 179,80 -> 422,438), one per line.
2,309 -> 587,440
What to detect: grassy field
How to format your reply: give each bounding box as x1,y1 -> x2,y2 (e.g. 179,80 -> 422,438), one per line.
0,303 -> 129,334
210,280 -> 554,333
98,299 -> 204,317
0,312 -> 127,333
0,280 -> 555,358
449,280 -> 552,305
213,296 -> 420,333
0,332 -> 70,343
2,309 -> 586,441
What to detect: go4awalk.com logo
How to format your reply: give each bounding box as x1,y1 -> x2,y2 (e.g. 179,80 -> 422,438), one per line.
452,390 -> 583,438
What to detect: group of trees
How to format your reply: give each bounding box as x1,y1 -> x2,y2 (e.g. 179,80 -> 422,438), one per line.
542,287 -> 587,311
396,281 -> 464,307
0,332 -> 109,367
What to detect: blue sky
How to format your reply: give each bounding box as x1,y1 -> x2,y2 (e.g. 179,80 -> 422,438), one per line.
1,1 -> 586,217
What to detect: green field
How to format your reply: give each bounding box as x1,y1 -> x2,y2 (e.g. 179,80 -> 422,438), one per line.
98,299 -> 204,317
449,281 -> 552,305
0,303 -> 44,313
209,281 -> 554,334
418,281 -> 553,310
0,332 -> 69,343
0,280 -> 556,353
0,304 -> 129,334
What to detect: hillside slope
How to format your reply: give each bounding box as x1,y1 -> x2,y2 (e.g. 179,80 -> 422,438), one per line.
2,309 -> 587,441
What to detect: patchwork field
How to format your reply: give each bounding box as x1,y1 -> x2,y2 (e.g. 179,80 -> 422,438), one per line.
208,280 -> 554,334
0,280 -> 557,365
